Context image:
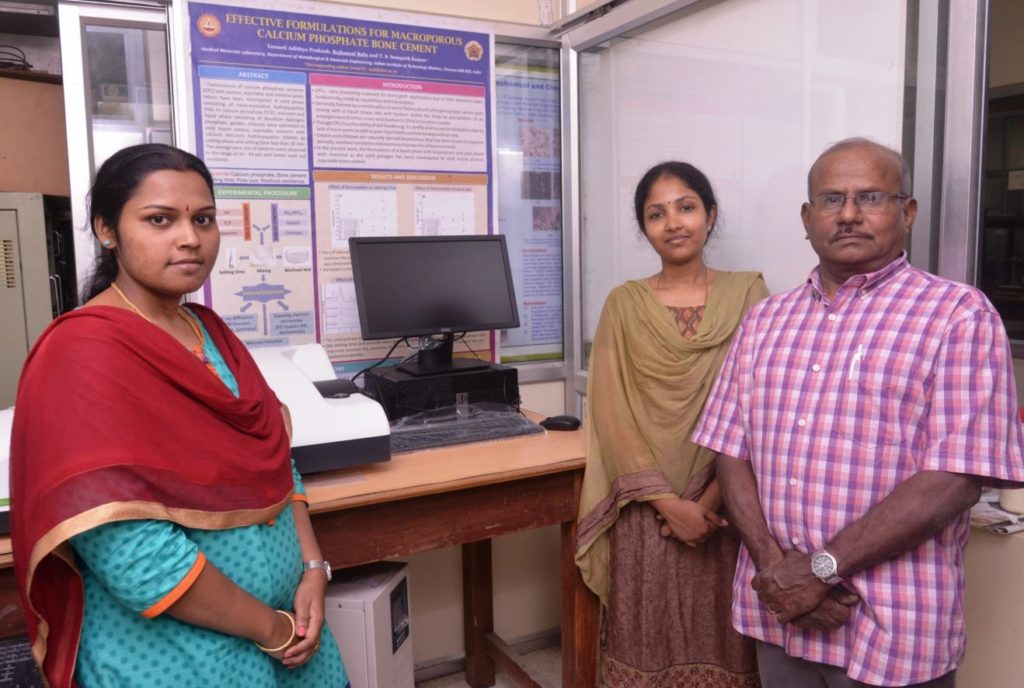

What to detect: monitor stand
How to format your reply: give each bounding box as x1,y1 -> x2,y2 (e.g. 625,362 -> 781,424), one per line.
397,334 -> 491,376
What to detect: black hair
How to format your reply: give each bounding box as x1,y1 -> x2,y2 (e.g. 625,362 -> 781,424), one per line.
633,161 -> 718,235
82,143 -> 215,303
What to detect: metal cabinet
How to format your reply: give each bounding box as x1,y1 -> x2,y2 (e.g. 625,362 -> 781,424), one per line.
0,192 -> 74,407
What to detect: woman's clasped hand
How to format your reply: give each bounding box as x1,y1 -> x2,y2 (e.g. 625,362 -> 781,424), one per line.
653,496 -> 728,546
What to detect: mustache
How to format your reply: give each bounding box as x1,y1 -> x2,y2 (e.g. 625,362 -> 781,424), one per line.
830,227 -> 872,243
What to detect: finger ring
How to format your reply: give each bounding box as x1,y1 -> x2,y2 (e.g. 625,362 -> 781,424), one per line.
767,607 -> 779,615
314,641 -> 320,651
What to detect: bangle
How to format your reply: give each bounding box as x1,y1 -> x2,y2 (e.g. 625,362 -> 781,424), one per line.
255,610 -> 296,654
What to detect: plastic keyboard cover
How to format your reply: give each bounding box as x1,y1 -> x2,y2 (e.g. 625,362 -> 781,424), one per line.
389,403 -> 544,453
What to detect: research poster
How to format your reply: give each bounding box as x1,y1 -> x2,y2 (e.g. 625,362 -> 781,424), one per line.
188,2 -> 494,371
494,56 -> 563,362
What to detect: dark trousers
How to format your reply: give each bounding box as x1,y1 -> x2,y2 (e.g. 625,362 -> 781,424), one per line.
757,641 -> 956,688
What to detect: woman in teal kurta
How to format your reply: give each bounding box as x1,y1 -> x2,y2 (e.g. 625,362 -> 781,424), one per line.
10,144 -> 350,687
71,317 -> 348,687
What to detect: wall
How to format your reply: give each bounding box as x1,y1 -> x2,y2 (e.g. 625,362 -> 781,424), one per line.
989,0 -> 1024,90
0,76 -> 70,197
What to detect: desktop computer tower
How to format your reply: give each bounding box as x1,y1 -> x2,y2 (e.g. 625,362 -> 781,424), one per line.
324,561 -> 413,688
362,363 -> 520,420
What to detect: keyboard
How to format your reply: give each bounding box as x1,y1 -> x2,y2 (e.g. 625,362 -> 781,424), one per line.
390,406 -> 545,453
0,636 -> 42,688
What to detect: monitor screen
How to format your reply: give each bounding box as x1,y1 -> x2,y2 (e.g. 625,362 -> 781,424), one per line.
349,235 -> 520,374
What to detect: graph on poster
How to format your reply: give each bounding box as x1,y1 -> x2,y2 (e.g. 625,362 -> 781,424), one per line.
328,185 -> 398,246
321,280 -> 361,336
414,188 -> 475,235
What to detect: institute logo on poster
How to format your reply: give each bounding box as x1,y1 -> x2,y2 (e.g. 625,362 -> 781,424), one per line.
196,13 -> 222,38
464,40 -> 484,61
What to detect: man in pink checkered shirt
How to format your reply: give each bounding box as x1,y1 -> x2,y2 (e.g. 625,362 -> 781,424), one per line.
692,138 -> 1024,687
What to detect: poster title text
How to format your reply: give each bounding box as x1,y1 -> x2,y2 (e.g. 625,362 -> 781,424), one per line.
224,14 -> 465,54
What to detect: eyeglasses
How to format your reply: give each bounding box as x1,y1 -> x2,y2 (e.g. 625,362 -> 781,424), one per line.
810,191 -> 908,214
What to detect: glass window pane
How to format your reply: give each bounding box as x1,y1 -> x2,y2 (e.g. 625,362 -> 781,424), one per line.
87,31 -> 130,118
85,25 -> 172,172
982,103 -> 1024,338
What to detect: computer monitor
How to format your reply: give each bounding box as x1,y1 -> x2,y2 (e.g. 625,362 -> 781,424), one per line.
349,235 -> 520,376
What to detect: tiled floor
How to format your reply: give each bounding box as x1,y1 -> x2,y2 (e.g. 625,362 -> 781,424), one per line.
416,646 -> 563,688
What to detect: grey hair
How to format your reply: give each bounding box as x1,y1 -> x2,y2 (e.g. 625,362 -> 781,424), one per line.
807,137 -> 912,198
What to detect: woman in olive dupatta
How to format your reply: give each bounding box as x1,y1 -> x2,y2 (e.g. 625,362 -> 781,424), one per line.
576,162 -> 768,687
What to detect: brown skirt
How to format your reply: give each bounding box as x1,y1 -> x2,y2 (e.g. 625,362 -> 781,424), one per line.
604,501 -> 760,688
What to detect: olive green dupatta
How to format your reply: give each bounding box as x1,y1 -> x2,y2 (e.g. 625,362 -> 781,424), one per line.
575,271 -> 767,605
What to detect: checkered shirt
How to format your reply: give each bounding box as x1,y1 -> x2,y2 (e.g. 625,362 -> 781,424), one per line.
692,254 -> 1024,686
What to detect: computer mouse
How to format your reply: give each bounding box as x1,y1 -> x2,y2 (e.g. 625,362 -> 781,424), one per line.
540,415 -> 582,431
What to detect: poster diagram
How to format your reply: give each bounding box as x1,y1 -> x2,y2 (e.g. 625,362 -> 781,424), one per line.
211,189 -> 315,344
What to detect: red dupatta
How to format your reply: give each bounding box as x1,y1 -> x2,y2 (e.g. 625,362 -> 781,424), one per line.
10,304 -> 293,688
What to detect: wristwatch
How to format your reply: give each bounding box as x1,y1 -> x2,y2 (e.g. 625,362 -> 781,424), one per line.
810,550 -> 842,585
302,559 -> 333,582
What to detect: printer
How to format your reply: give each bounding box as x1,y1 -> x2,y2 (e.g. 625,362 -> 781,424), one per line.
247,343 -> 391,474
0,345 -> 387,538
0,345 -> 386,533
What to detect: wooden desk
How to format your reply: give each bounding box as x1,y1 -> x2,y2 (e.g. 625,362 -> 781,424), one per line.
0,426 -> 600,688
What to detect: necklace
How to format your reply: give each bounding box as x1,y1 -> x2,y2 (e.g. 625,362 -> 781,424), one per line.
655,263 -> 710,307
110,282 -> 209,364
